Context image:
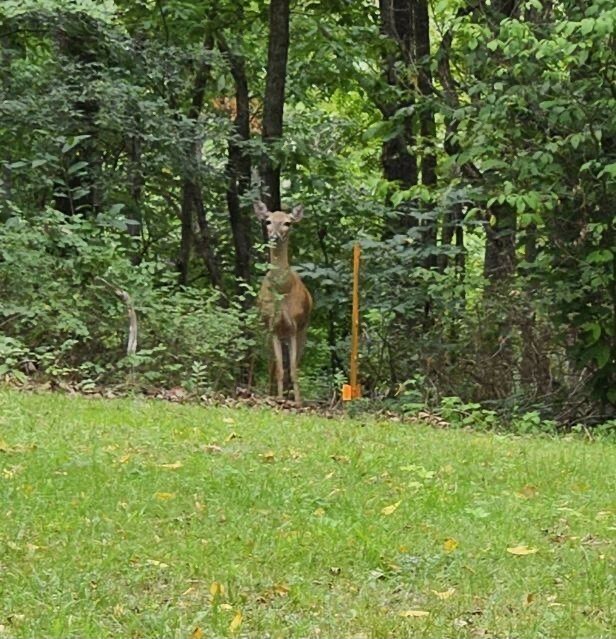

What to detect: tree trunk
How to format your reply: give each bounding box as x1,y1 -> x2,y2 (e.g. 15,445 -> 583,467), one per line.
483,205 -> 516,282
261,0 -> 290,212
177,37 -> 222,288
127,129 -> 143,247
413,0 -> 437,266
54,21 -> 101,218
220,40 -> 253,290
379,0 -> 418,233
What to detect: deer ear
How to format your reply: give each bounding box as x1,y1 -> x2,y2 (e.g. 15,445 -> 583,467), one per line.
253,200 -> 269,220
290,204 -> 304,222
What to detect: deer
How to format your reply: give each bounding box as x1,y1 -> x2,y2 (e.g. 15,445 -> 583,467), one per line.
254,200 -> 312,405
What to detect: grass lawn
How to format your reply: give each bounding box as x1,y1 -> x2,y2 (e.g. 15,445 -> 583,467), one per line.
0,389 -> 614,638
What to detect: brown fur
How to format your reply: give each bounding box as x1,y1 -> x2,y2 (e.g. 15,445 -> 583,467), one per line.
254,201 -> 312,404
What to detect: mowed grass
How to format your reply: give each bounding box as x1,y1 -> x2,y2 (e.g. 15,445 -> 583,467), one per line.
0,390 -> 614,638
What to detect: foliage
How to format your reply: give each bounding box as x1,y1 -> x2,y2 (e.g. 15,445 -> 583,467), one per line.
0,0 -> 614,423
0,210 -> 256,391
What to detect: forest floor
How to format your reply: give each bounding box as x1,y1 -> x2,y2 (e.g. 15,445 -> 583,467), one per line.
0,388 -> 614,638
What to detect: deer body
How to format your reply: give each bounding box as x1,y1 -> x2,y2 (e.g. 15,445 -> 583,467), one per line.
254,201 -> 312,404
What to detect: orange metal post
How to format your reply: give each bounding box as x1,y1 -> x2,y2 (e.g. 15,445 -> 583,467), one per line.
343,243 -> 361,401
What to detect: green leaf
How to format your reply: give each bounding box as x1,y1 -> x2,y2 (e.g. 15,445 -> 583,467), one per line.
580,18 -> 595,35
595,344 -> 610,369
586,250 -> 613,264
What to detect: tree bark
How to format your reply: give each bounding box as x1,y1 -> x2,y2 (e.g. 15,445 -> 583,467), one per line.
260,0 -> 290,212
177,37 -> 222,288
483,205 -> 516,281
54,19 -> 101,218
379,0 -> 418,233
219,39 -> 252,290
413,0 -> 437,266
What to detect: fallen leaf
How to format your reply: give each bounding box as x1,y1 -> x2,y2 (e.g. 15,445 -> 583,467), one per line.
154,492 -> 176,501
210,581 -> 225,597
229,611 -> 243,633
399,610 -> 430,618
201,444 -> 223,454
261,450 -> 275,463
516,484 -> 538,499
507,545 -> 538,556
381,500 -> 401,516
524,593 -> 535,606
222,417 -> 235,425
191,627 -> 204,639
145,559 -> 169,568
273,583 -> 290,596
313,507 -> 325,517
118,454 -> 131,464
432,587 -> 456,600
220,603 -> 233,611
225,432 -> 240,442
443,537 -> 459,552
159,461 -> 183,469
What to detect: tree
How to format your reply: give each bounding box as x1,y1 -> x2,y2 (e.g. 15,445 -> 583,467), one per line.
260,0 -> 291,212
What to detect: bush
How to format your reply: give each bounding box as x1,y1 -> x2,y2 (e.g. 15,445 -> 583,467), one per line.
0,210 -> 256,392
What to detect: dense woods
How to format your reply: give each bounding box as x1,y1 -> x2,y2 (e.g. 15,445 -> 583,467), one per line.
1,0 -> 614,426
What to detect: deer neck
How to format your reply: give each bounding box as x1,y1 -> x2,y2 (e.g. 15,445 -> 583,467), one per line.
270,240 -> 290,270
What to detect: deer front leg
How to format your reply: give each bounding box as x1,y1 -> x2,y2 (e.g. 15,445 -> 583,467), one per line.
271,335 -> 284,400
289,333 -> 302,406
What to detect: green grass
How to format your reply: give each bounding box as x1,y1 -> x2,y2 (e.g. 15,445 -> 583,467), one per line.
0,389 -> 614,638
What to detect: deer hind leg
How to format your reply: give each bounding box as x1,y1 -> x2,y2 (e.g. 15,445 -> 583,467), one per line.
288,332 -> 302,406
271,335 -> 284,399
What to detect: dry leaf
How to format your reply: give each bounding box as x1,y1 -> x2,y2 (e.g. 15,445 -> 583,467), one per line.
261,451 -> 276,463
145,559 -> 169,568
222,417 -> 235,425
154,492 -> 175,501
399,610 -> 430,618
202,444 -> 223,454
381,500 -> 401,516
507,545 -> 538,556
432,587 -> 456,600
220,603 -> 233,611
191,627 -> 204,639
516,484 -> 538,499
225,432 -> 240,442
313,507 -> 325,517
159,461 -> 183,469
209,581 -> 225,597
229,611 -> 243,633
443,537 -> 459,552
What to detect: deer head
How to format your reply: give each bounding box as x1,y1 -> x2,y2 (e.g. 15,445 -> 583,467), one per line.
253,200 -> 304,244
